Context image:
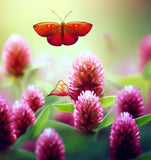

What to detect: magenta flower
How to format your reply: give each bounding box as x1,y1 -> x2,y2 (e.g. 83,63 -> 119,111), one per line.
13,100 -> 36,137
54,111 -> 74,126
22,85 -> 45,112
0,95 -> 16,150
74,90 -> 103,133
36,128 -> 65,160
2,34 -> 31,77
139,35 -> 151,72
109,112 -> 141,160
69,51 -> 104,102
115,85 -> 144,118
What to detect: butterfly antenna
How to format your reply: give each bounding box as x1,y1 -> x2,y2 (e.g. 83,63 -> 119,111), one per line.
63,11 -> 72,21
52,10 -> 63,22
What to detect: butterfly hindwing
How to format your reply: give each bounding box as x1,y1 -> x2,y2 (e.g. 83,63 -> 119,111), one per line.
47,27 -> 63,46
33,22 -> 60,37
63,29 -> 78,45
65,21 -> 92,36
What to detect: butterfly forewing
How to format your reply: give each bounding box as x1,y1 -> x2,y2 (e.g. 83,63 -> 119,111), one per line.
33,22 -> 60,37
65,22 -> 92,36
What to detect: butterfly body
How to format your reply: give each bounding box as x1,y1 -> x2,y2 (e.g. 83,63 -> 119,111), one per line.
33,21 -> 92,46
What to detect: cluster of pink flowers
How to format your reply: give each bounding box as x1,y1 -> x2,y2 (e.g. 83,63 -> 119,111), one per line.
1,32 -> 150,160
69,51 -> 104,133
0,33 -> 65,160
112,85 -> 144,159
0,85 -> 45,150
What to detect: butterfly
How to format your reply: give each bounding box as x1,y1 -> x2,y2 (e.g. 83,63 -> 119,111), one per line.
33,11 -> 93,46
47,80 -> 69,97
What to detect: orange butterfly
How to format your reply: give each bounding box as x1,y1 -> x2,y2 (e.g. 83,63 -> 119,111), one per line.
47,80 -> 69,97
33,11 -> 92,46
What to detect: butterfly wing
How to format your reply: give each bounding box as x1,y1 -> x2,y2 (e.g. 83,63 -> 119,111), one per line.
65,21 -> 92,36
63,29 -> 78,45
47,26 -> 63,46
47,80 -> 69,97
33,21 -> 92,46
33,22 -> 60,37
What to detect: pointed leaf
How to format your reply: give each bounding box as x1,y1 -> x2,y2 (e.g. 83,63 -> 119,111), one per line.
11,135 -> 25,150
100,96 -> 116,108
34,107 -> 45,118
135,114 -> 151,127
93,108 -> 115,132
28,105 -> 50,139
52,103 -> 74,112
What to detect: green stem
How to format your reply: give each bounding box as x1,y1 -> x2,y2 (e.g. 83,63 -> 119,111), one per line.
14,77 -> 25,100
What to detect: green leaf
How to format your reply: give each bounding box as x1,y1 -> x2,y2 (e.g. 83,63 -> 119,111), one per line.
28,105 -> 50,139
25,61 -> 50,71
45,120 -> 97,150
143,60 -> 151,80
11,135 -> 25,150
34,107 -> 45,118
45,120 -> 81,134
12,126 -> 33,150
135,114 -> 151,127
13,149 -> 35,160
133,151 -> 151,160
93,107 -> 115,132
100,96 -> 116,108
52,103 -> 74,112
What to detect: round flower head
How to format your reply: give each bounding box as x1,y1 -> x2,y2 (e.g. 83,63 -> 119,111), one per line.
2,34 -> 31,77
36,128 -> 65,160
115,85 -> 144,118
22,85 -> 45,112
69,51 -> 104,102
0,95 -> 16,150
74,90 -> 103,133
139,35 -> 151,72
13,100 -> 36,137
109,112 -> 141,160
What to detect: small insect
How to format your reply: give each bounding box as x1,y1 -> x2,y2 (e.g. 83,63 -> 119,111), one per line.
33,11 -> 92,46
47,80 -> 69,97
